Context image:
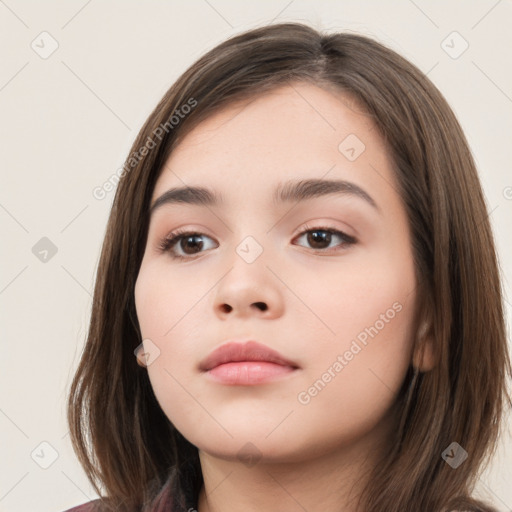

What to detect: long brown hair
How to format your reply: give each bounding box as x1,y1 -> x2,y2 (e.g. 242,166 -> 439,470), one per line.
67,21 -> 512,512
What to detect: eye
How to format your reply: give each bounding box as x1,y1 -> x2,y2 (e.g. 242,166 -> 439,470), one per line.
158,224 -> 357,261
292,224 -> 356,253
157,229 -> 217,260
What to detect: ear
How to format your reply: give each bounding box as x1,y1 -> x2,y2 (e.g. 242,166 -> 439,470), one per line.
135,345 -> 148,368
412,321 -> 437,372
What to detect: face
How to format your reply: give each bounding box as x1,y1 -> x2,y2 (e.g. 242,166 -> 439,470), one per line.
134,82 -> 420,463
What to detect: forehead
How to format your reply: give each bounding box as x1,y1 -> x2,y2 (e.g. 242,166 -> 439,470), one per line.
152,83 -> 396,209
170,83 -> 375,150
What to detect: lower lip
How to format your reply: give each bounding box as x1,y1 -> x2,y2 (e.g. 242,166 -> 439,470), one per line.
204,362 -> 297,385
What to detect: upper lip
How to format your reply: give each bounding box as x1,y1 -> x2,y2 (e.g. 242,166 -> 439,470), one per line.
199,340 -> 300,371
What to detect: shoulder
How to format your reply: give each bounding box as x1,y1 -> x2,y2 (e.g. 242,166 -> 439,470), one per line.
61,498 -> 103,512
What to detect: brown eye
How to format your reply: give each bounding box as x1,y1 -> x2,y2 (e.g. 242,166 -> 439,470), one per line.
158,231 -> 217,259
294,225 -> 356,252
176,234 -> 205,254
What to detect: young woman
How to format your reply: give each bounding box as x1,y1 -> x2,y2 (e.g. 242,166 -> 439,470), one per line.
64,22 -> 511,512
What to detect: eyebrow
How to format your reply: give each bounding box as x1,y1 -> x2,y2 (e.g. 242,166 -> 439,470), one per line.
149,178 -> 379,216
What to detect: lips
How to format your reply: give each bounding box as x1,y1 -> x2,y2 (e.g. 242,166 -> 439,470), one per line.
199,340 -> 299,372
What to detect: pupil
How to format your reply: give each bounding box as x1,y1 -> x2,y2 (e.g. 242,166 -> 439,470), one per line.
309,230 -> 330,249
182,235 -> 203,254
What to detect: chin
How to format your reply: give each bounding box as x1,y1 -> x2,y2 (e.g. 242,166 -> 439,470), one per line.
188,426 -> 319,466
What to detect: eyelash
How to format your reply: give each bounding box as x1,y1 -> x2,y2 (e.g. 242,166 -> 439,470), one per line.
157,224 -> 357,260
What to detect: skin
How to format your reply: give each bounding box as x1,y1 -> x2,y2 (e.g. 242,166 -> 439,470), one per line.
134,82 -> 435,512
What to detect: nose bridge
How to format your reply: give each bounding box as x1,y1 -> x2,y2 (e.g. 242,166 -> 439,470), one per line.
226,200 -> 275,265
225,229 -> 272,285
212,221 -> 284,317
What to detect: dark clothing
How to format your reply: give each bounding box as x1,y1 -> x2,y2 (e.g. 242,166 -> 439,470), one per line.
62,463 -> 200,512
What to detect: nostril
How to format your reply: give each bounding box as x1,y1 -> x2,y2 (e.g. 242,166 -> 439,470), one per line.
253,302 -> 267,311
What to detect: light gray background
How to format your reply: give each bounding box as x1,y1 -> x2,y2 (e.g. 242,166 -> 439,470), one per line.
1,1 -> 511,511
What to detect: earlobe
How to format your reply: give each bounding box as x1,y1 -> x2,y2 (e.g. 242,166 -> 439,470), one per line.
135,346 -> 148,368
413,323 -> 437,372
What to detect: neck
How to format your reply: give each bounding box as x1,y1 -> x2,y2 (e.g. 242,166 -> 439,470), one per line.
196,415 -> 394,512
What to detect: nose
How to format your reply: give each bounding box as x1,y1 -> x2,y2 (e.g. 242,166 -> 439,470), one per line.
212,243 -> 284,320
218,299 -> 268,314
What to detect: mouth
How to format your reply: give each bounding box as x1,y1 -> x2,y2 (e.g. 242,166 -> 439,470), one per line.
199,340 -> 300,386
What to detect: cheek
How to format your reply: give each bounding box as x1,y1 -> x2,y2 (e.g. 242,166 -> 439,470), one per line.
291,288 -> 415,450
134,261 -> 207,393
293,245 -> 417,406
134,260 -> 203,337
299,290 -> 414,405
291,242 -> 416,346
